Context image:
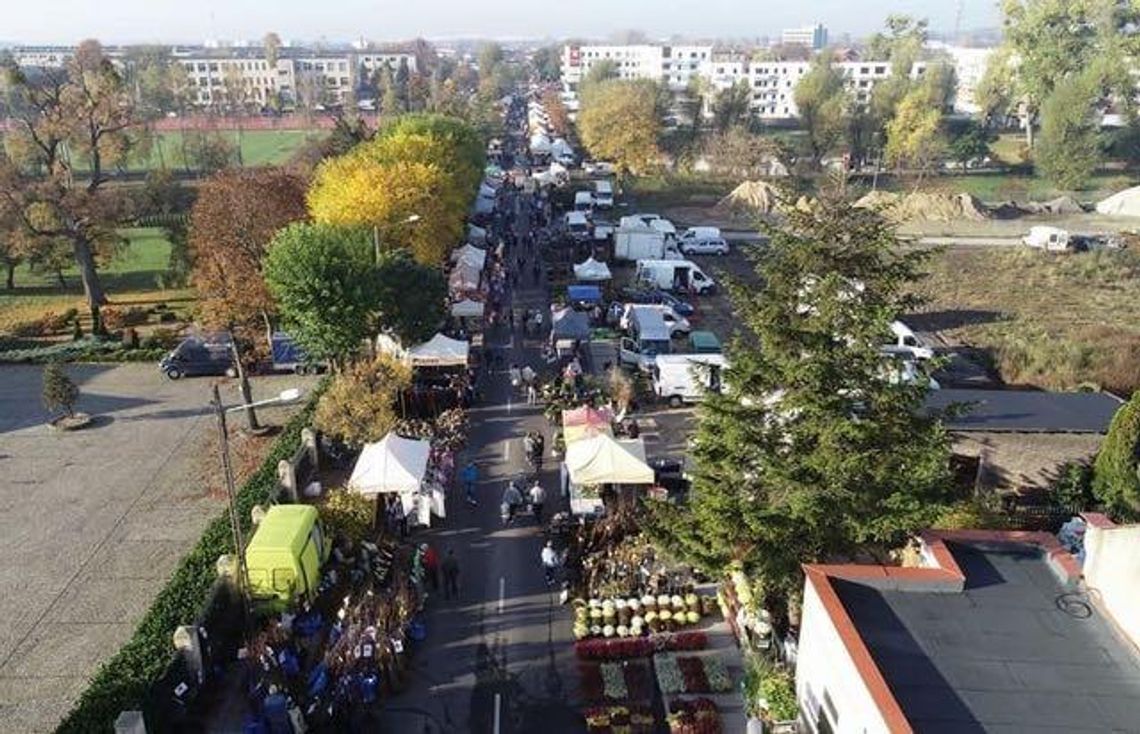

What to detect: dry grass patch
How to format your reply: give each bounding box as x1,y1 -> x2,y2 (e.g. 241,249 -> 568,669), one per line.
918,247 -> 1140,394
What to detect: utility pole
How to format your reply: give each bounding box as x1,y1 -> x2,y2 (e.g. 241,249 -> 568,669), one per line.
212,383 -> 251,631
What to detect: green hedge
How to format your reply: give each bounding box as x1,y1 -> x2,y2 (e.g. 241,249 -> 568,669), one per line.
56,384 -> 324,733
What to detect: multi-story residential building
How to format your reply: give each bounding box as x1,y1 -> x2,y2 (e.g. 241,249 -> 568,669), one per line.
356,52 -> 417,76
781,24 -> 829,51
560,43 -> 713,94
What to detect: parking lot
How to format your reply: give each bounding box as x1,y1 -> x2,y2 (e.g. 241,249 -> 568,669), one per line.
0,364 -> 312,732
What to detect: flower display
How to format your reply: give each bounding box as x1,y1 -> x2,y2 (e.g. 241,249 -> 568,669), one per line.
601,662 -> 629,699
654,653 -> 685,695
667,697 -> 721,734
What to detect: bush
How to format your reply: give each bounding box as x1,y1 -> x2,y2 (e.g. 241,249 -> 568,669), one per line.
1092,391 -> 1140,520
55,383 -> 325,733
1048,461 -> 1095,510
102,307 -> 150,331
320,488 -> 375,546
42,362 -> 79,417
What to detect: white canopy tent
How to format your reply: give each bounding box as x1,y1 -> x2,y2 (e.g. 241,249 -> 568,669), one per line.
349,433 -> 431,497
530,134 -> 553,155
467,224 -> 488,244
573,257 -> 613,282
450,298 -> 485,318
449,260 -> 482,292
407,333 -> 470,367
479,181 -> 498,199
564,433 -> 653,485
551,138 -> 574,158
451,243 -> 487,270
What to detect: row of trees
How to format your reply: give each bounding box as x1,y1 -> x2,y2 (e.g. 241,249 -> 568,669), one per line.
979,0 -> 1140,189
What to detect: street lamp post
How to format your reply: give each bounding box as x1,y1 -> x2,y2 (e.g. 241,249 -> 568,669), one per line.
211,385 -> 304,628
373,214 -> 421,263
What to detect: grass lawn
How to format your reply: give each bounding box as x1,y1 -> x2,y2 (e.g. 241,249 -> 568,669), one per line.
0,227 -> 196,334
918,172 -> 1137,204
918,247 -> 1140,394
61,129 -> 325,173
627,174 -> 738,212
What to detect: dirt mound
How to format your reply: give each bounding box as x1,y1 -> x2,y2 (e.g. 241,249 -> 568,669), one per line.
855,190 -> 990,223
714,180 -> 781,215
1096,186 -> 1140,217
1022,196 -> 1087,216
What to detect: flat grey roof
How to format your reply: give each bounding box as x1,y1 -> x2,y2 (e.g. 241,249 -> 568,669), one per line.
834,542 -> 1140,733
925,388 -> 1121,433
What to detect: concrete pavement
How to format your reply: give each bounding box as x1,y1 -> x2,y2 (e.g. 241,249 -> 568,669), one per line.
0,363 -> 313,732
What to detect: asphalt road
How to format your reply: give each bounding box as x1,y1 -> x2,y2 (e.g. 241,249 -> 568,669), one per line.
374,192 -> 583,733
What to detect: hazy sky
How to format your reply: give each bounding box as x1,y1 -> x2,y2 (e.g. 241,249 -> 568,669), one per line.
4,0 -> 1001,45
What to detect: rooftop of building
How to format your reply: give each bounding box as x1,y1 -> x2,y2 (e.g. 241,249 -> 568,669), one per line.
811,531 -> 1140,733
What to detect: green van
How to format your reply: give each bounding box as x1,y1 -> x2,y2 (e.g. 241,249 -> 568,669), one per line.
688,330 -> 722,354
245,504 -> 330,610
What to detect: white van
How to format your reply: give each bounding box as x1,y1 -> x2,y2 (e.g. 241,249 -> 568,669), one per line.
621,214 -> 676,239
593,180 -> 614,208
621,303 -> 691,337
677,227 -> 721,245
635,259 -> 716,295
619,328 -> 672,372
573,191 -> 594,213
564,211 -> 591,241
881,320 -> 934,361
653,354 -> 728,407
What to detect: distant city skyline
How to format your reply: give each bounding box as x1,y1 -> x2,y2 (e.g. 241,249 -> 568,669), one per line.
4,0 -> 1000,46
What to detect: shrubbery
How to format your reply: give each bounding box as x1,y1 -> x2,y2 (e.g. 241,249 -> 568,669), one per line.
56,385 -> 324,733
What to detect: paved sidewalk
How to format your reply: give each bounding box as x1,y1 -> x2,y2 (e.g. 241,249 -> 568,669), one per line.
0,364 -> 311,732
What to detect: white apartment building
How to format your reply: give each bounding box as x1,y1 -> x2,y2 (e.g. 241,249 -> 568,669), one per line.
356,52 -> 417,75
561,43 -> 713,93
781,24 -> 829,51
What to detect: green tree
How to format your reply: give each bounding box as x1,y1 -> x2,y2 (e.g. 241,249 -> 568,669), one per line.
314,354 -> 412,447
263,223 -> 379,368
645,194 -> 954,598
793,57 -> 849,165
1036,73 -> 1103,189
374,249 -> 446,345
1092,390 -> 1140,519
42,362 -> 79,417
885,85 -> 947,180
947,119 -> 995,169
582,59 -> 619,88
531,45 -> 562,82
578,79 -> 660,174
974,47 -> 1014,128
711,80 -> 752,134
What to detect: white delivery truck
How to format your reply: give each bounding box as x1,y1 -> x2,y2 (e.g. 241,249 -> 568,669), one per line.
593,179 -> 615,208
564,211 -> 591,242
614,227 -> 677,261
620,214 -> 677,240
573,190 -> 594,213
635,259 -> 716,295
653,353 -> 728,407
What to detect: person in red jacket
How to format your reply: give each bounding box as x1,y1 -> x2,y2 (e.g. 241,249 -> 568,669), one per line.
422,543 -> 440,592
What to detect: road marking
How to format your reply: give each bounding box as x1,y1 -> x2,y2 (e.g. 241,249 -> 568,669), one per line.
503,440 -> 510,461
499,576 -> 506,614
493,693 -> 502,734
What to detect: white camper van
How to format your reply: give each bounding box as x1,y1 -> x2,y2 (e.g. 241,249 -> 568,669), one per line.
593,179 -> 615,208
1022,225 -> 1072,252
880,320 -> 934,361
635,259 -> 716,295
653,354 -> 728,406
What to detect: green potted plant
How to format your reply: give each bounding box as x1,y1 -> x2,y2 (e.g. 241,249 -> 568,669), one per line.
43,362 -> 91,430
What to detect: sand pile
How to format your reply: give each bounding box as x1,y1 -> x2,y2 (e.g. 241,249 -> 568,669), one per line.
855,190 -> 990,223
714,180 -> 781,216
1096,186 -> 1140,217
1022,196 -> 1087,216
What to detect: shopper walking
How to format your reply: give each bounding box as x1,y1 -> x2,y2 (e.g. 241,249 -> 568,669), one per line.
462,461 -> 478,505
442,550 -> 460,600
501,480 -> 524,525
422,543 -> 440,592
528,480 -> 547,524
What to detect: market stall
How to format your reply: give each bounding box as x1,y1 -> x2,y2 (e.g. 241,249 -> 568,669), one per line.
451,243 -> 487,270
448,259 -> 482,294
450,298 -> 485,319
562,433 -> 653,516
551,307 -> 591,357
573,257 -> 613,283
406,333 -> 470,368
349,432 -> 445,527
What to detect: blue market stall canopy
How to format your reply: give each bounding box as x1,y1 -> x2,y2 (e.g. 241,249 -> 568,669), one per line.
568,285 -> 602,304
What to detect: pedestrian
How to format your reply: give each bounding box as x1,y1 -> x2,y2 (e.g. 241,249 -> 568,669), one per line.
526,382 -> 538,405
521,364 -> 536,388
540,540 -> 560,586
442,550 -> 460,599
508,363 -> 522,390
501,481 -> 523,525
422,543 -> 440,592
528,480 -> 547,524
532,260 -> 541,286
462,461 -> 478,505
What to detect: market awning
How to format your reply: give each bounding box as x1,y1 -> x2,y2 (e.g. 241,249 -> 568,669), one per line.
450,298 -> 485,317
562,405 -> 614,444
564,434 -> 653,485
467,224 -> 487,244
551,307 -> 590,340
349,433 -> 431,497
573,257 -> 612,282
567,284 -> 602,304
449,260 -> 482,292
452,243 -> 487,270
407,333 -> 470,367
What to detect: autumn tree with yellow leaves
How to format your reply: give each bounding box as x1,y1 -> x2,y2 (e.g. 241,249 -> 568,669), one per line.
578,79 -> 662,174
307,114 -> 484,266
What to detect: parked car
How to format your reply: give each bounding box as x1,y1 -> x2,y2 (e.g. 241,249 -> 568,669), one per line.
618,287 -> 695,317
679,237 -> 730,256
584,160 -> 616,176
